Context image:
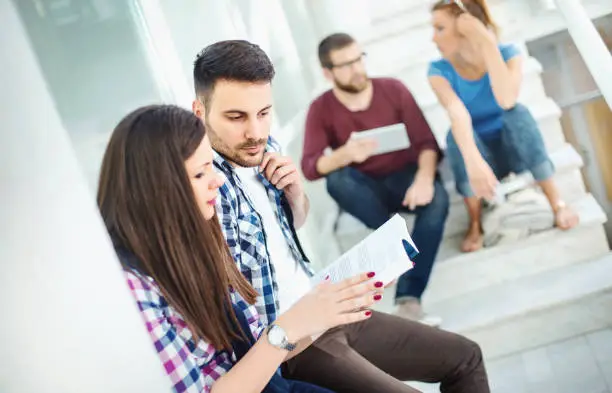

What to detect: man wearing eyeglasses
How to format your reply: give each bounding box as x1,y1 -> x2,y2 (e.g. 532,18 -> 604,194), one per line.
301,33 -> 449,326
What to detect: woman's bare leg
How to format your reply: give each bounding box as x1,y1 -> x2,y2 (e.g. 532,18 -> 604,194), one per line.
462,197 -> 484,252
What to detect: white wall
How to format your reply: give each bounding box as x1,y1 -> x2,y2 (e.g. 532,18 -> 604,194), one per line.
0,1 -> 172,392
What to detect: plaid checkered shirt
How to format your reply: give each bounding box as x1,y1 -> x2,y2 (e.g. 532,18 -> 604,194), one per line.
214,136 -> 314,326
125,269 -> 265,393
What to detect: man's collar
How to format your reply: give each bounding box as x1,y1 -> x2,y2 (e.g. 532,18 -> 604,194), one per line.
213,150 -> 234,173
212,144 -> 278,193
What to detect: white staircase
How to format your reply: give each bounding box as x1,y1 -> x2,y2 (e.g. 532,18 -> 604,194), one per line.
276,0 -> 611,372
360,0 -> 611,363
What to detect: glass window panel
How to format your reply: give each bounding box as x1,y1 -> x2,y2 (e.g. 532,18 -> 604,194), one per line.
14,0 -> 163,188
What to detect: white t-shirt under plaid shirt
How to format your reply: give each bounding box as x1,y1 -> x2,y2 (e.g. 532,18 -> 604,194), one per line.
234,166 -> 311,314
213,136 -> 315,326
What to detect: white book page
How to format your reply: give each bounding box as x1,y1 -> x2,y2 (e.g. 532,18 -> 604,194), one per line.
311,214 -> 418,286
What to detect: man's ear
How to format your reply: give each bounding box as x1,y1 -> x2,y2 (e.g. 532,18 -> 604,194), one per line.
322,67 -> 334,83
192,99 -> 205,119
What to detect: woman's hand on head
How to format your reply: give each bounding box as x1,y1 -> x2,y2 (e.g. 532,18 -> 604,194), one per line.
275,272 -> 383,342
456,13 -> 495,45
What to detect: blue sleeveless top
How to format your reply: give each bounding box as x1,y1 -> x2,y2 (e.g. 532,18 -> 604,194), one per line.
428,44 -> 520,137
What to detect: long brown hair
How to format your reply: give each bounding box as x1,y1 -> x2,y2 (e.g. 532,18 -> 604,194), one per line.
432,0 -> 499,37
97,104 -> 258,350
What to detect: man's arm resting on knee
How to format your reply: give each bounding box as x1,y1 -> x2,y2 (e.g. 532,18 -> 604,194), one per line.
315,148 -> 352,177
415,149 -> 438,183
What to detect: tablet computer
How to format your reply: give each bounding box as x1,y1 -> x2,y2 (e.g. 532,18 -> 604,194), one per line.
349,123 -> 410,155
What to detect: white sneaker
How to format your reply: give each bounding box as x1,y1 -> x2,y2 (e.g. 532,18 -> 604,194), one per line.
418,313 -> 443,327
395,297 -> 442,328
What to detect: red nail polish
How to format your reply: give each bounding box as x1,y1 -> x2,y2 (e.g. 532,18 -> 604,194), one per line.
367,272 -> 376,278
374,281 -> 383,288
374,294 -> 382,301
365,311 -> 372,317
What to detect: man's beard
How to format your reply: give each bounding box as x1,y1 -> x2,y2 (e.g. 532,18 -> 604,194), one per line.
205,120 -> 267,168
334,73 -> 369,94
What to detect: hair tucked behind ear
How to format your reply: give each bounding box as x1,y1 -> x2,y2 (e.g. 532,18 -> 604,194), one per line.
432,0 -> 499,37
98,105 -> 258,351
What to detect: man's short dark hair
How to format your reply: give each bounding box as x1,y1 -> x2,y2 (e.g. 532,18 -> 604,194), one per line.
318,33 -> 356,68
193,40 -> 275,107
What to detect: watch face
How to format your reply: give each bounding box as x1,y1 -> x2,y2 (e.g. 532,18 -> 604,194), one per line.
268,325 -> 286,346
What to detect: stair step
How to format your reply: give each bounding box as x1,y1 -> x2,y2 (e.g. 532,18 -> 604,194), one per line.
372,194 -> 608,307
436,192 -> 606,263
363,5 -> 431,47
368,0 -> 426,24
435,170 -> 584,242
428,217 -> 610,330
426,195 -> 608,304
439,168 -> 588,240
470,289 -> 612,361
433,252 -> 612,359
363,22 -> 436,71
335,142 -> 584,240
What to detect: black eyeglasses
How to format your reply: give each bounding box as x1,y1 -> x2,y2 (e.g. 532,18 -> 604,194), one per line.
327,52 -> 367,70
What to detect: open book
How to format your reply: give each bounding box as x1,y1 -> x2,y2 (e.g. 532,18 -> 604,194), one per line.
311,214 -> 418,286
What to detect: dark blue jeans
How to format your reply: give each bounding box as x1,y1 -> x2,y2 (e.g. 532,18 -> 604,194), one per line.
446,103 -> 555,197
326,164 -> 449,302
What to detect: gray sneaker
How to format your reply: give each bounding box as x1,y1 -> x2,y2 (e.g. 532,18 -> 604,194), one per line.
395,297 -> 442,328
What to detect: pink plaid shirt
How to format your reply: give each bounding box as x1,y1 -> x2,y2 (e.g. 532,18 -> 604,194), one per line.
125,269 -> 265,392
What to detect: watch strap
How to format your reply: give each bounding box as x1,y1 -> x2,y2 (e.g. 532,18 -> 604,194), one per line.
266,324 -> 297,351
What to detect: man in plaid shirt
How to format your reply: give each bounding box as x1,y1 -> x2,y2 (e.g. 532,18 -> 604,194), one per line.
213,136 -> 314,326
193,40 -> 490,393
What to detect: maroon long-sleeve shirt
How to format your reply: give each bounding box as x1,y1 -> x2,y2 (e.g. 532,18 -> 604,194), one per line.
301,77 -> 441,181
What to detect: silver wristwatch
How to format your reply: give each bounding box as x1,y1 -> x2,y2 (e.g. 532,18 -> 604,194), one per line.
265,324 -> 297,351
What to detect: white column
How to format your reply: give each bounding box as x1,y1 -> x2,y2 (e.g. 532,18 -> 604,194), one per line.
280,0 -> 320,92
233,0 -> 311,126
0,1 -> 171,392
131,0 -> 193,107
132,0 -> 248,106
554,0 -> 612,108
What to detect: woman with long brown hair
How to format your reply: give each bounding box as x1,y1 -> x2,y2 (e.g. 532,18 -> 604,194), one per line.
428,0 -> 579,252
97,105 -> 382,393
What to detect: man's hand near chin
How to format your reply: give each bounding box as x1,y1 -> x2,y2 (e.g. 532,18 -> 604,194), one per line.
260,152 -> 310,229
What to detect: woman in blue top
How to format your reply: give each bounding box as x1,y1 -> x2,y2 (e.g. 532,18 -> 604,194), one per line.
428,0 -> 579,252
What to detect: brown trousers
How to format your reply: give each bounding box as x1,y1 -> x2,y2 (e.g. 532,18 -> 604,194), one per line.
283,311 -> 490,393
